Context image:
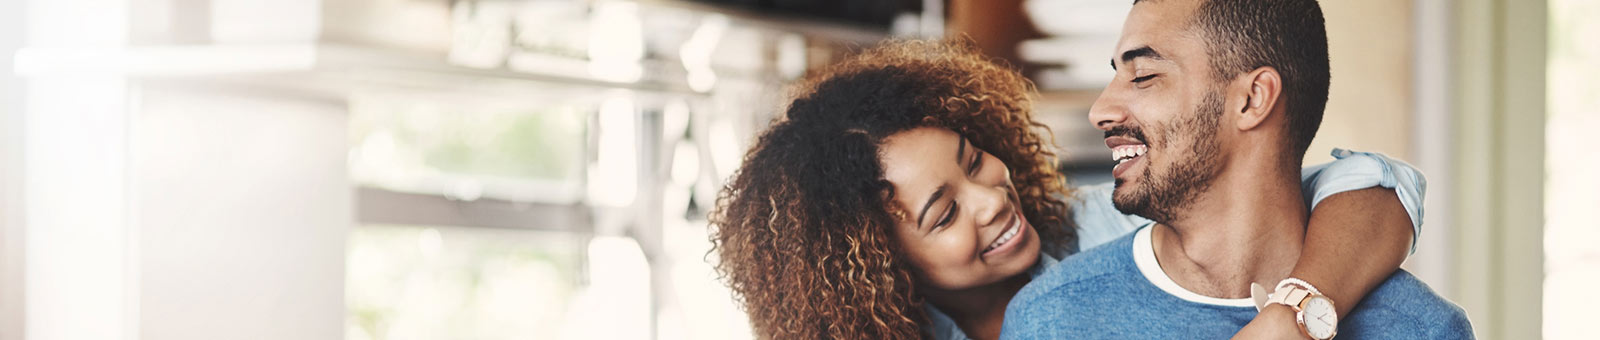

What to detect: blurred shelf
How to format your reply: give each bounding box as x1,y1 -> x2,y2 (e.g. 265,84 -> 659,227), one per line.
14,43 -> 715,104
1032,89 -> 1113,167
307,44 -> 705,96
357,187 -> 593,232
12,44 -> 320,77
1037,89 -> 1103,109
635,0 -> 892,45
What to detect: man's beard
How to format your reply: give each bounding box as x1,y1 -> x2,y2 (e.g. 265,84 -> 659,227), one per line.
1112,91 -> 1225,223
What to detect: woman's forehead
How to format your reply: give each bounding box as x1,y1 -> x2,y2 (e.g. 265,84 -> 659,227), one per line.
880,127 -> 962,173
879,128 -> 963,209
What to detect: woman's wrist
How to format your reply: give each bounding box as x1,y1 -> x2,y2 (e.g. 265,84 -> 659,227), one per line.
1235,304 -> 1312,340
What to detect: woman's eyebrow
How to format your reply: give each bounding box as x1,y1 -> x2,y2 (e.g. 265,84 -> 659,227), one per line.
918,137 -> 966,228
956,136 -> 967,163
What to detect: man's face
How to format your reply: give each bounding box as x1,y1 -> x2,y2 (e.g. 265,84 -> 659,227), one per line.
1089,0 -> 1228,222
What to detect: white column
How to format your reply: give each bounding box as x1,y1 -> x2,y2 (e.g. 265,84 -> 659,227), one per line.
21,0 -> 136,338
1452,0 -> 1546,338
1408,0 -> 1456,296
23,76 -> 135,340
1,0 -> 31,338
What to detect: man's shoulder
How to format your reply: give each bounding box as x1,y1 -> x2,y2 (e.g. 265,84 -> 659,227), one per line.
1342,270 -> 1476,339
1009,231 -> 1139,311
1002,232 -> 1144,339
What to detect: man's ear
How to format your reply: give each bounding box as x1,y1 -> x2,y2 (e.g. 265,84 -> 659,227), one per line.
1232,66 -> 1282,131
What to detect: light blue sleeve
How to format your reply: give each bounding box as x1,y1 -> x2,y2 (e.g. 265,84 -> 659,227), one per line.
1068,183 -> 1152,251
1300,148 -> 1427,253
1067,148 -> 1427,254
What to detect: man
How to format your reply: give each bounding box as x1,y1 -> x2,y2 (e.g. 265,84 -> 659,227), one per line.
999,0 -> 1473,339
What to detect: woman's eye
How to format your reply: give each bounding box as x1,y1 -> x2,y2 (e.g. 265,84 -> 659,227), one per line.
967,151 -> 984,175
936,203 -> 958,228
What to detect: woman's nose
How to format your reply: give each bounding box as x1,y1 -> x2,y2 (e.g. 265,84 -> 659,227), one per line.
967,184 -> 1010,228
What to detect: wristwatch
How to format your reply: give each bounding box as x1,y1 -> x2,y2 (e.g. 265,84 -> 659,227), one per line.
1264,279 -> 1338,340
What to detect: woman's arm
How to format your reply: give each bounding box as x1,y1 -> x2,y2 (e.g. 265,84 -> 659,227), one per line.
1235,187 -> 1413,339
1295,187 -> 1414,317
1070,149 -> 1424,256
1235,149 -> 1426,339
1069,149 -> 1425,338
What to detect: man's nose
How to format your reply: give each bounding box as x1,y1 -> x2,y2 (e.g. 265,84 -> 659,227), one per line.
1088,87 -> 1129,131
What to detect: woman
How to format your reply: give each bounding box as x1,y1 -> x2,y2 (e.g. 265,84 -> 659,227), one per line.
708,40 -> 1421,339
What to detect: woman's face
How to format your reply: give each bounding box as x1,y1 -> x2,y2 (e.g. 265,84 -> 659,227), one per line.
880,127 -> 1040,291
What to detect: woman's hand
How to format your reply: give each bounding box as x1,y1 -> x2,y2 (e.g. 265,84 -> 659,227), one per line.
1232,305 -> 1311,340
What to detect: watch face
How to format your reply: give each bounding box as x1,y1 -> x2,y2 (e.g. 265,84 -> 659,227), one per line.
1301,296 -> 1338,339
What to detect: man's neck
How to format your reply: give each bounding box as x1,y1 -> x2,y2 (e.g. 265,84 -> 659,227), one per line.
1150,163 -> 1308,299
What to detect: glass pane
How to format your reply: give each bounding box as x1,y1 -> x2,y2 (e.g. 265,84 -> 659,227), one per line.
349,91 -> 586,203
1544,0 -> 1600,338
345,224 -> 583,340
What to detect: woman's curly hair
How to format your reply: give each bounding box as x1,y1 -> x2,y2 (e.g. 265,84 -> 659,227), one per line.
707,39 -> 1075,339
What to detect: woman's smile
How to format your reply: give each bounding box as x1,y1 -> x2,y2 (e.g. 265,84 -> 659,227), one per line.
980,206 -> 1031,259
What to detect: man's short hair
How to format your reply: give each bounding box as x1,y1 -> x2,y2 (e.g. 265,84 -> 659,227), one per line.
1136,0 -> 1331,156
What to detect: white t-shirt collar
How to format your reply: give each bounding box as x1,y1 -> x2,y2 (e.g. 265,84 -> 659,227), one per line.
1131,225 -> 1257,307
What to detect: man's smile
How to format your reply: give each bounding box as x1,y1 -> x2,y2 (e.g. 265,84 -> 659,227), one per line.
1105,135 -> 1148,178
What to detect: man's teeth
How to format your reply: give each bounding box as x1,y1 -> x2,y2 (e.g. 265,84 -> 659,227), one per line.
984,219 -> 1020,253
1112,145 -> 1149,164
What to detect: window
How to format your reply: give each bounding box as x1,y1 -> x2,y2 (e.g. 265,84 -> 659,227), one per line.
345,89 -> 609,340
345,225 -> 584,340
343,85 -> 751,339
348,91 -> 587,203
1543,0 -> 1599,337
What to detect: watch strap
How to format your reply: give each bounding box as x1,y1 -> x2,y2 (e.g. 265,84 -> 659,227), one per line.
1250,283 -> 1272,311
1276,277 -> 1324,295
1267,285 -> 1312,311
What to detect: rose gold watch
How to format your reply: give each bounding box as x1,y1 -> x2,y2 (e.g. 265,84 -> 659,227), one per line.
1266,280 -> 1339,339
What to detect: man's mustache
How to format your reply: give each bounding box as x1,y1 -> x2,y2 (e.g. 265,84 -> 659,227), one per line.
1104,126 -> 1148,144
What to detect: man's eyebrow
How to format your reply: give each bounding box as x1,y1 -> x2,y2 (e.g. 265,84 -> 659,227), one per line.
1111,46 -> 1162,71
918,185 -> 948,228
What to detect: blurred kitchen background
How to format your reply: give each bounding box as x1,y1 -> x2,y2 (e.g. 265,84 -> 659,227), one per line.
0,0 -> 1593,339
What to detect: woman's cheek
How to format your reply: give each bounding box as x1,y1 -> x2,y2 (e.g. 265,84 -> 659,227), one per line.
905,231 -> 964,264
951,227 -> 983,257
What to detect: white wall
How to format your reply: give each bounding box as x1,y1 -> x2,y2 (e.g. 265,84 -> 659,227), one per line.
20,80 -> 352,340
17,0 -> 350,339
133,84 -> 349,340
1311,0 -> 1415,163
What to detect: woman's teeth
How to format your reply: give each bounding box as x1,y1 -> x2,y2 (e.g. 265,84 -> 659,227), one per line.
1112,145 -> 1148,165
984,216 -> 1021,253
